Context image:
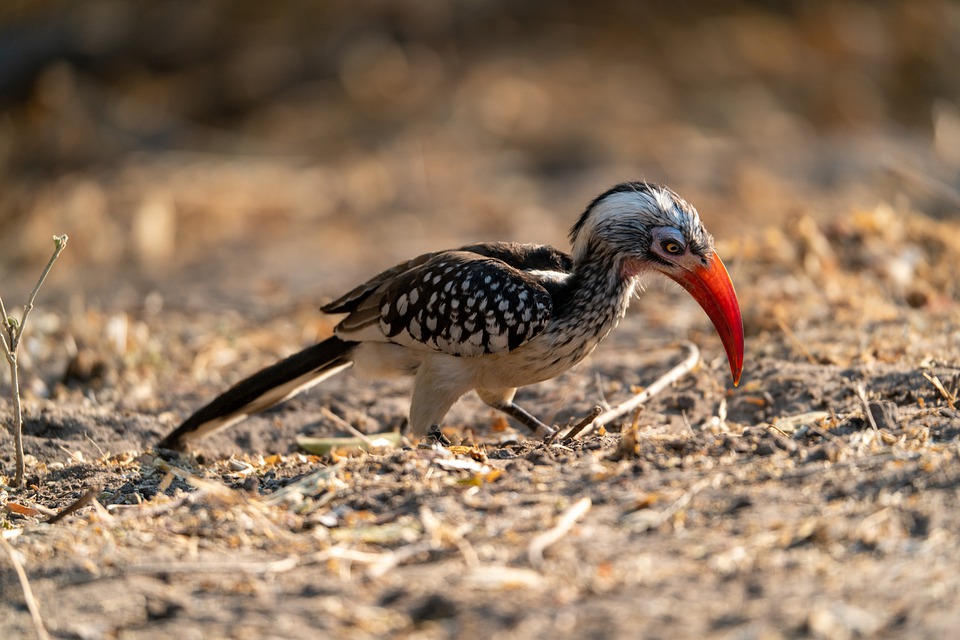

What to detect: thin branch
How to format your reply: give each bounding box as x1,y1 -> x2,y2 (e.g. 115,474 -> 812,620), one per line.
9,359 -> 24,486
566,342 -> 701,440
528,497 -> 592,569
419,505 -> 480,568
0,535 -> 51,640
545,405 -> 602,444
120,555 -> 299,577
47,484 -> 103,524
13,235 -> 68,354
3,235 -> 68,487
0,296 -> 11,358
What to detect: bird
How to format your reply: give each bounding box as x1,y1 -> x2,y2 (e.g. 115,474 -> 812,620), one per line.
158,181 -> 743,451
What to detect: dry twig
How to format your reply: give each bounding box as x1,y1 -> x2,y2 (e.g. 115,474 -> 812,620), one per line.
854,383 -> 880,432
922,372 -> 957,409
527,496 -> 592,568
47,483 -> 103,524
567,342 -> 701,440
546,405 -> 602,444
0,535 -> 50,640
1,235 -> 68,487
420,505 -> 479,568
121,555 -> 300,576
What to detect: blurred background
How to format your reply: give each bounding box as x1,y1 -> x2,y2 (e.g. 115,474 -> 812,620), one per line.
1,0 -> 959,307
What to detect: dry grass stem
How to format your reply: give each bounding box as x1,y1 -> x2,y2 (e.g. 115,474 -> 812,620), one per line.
0,535 -> 51,640
855,383 -> 880,432
921,372 -> 957,409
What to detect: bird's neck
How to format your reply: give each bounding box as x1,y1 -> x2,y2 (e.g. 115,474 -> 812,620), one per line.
559,249 -> 637,323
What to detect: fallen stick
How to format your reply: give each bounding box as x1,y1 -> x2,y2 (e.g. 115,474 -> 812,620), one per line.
0,535 -> 50,640
120,555 -> 300,576
567,341 -> 701,440
528,496 -> 592,569
545,405 -> 602,444
47,484 -> 103,524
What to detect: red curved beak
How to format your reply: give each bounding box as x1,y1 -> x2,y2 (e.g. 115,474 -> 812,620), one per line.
667,251 -> 744,385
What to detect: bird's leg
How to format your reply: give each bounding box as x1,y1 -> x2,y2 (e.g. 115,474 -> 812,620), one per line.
408,364 -> 471,437
497,402 -> 556,438
476,387 -> 556,438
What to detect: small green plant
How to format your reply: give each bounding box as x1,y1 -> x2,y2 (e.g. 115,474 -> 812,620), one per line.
1,235 -> 68,488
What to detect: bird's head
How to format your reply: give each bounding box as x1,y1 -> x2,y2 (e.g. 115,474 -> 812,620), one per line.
571,181 -> 744,385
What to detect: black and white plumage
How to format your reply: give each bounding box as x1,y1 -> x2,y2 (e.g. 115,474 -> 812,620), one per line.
159,181 -> 744,451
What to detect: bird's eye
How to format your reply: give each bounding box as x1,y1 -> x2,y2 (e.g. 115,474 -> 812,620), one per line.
661,240 -> 684,255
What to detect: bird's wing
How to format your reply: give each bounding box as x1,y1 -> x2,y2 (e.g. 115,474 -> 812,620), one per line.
322,250 -> 443,315
330,247 -> 562,356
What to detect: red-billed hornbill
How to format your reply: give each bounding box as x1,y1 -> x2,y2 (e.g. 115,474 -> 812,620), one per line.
159,182 -> 743,450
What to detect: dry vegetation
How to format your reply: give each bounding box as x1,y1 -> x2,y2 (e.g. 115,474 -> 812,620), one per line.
2,2 -> 960,638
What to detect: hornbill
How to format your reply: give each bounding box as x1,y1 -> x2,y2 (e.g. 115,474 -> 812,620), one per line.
159,181 -> 744,450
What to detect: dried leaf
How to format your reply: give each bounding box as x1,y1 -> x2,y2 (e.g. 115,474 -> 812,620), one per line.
4,502 -> 41,517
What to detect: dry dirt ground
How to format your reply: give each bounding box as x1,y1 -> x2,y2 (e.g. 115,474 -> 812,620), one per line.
2,200 -> 960,639
2,2 -> 960,639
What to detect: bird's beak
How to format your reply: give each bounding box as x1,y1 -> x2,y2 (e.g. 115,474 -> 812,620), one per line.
666,251 -> 744,386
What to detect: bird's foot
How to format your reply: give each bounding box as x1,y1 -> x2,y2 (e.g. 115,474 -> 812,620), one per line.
535,423 -> 557,441
423,424 -> 451,447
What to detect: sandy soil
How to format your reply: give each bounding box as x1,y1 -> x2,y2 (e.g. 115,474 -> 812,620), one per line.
2,201 -> 960,639
2,3 -> 960,638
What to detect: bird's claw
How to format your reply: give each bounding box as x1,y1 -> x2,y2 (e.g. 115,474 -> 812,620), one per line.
424,424 -> 452,447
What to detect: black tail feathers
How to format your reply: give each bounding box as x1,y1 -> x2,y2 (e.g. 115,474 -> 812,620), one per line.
158,336 -> 357,451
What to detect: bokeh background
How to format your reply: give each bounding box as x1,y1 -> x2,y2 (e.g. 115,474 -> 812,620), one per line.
1,0 -> 959,307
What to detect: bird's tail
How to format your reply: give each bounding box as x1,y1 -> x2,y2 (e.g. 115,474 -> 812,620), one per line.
158,336 -> 357,451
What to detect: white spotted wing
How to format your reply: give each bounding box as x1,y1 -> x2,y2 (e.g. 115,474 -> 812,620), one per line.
330,250 -> 556,356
